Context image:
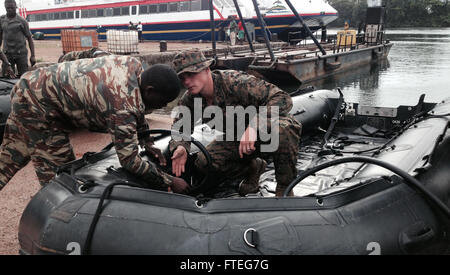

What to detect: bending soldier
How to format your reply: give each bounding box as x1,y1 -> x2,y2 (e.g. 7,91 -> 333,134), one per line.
0,55 -> 190,194
170,50 -> 302,197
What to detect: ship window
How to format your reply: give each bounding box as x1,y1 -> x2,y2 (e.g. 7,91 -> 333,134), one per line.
41,14 -> 48,21
75,10 -> 80,19
61,12 -> 67,19
81,10 -> 89,18
159,3 -> 168,13
106,8 -> 113,17
121,6 -> 129,16
169,3 -> 178,12
191,0 -> 201,11
89,9 -> 96,18
201,0 -> 209,10
139,5 -> 148,14
68,11 -> 74,19
113,7 -> 121,16
97,9 -> 104,17
149,5 -> 158,13
54,13 -> 60,20
180,1 -> 190,11
132,6 -> 137,15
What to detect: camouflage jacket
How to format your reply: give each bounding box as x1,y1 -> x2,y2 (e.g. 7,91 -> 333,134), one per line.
16,55 -> 172,186
169,70 -> 294,153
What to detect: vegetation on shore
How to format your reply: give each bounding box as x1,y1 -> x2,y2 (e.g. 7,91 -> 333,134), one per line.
328,0 -> 450,28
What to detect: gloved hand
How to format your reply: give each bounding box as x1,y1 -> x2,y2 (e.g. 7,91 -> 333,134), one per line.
145,143 -> 167,167
170,177 -> 191,194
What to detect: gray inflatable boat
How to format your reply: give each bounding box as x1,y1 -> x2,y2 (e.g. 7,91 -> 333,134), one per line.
17,89 -> 450,255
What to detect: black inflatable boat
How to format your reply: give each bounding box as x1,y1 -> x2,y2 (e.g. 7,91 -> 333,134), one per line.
18,89 -> 450,255
0,78 -> 19,143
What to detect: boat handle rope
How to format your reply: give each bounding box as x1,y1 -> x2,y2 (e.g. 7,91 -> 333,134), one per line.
244,228 -> 258,248
283,156 -> 450,220
321,88 -> 345,148
83,181 -> 142,255
81,130 -> 213,255
0,78 -> 16,85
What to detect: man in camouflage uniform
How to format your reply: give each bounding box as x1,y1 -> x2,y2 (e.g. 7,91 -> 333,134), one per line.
0,55 -> 190,194
170,50 -> 302,197
58,47 -> 110,63
0,0 -> 36,77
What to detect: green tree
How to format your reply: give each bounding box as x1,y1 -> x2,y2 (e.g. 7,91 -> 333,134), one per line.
327,0 -> 450,27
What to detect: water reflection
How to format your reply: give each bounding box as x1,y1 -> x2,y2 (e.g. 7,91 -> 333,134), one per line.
298,28 -> 450,107
159,28 -> 450,114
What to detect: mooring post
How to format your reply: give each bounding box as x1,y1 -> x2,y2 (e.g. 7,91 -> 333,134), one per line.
232,0 -> 255,53
209,0 -> 217,58
251,0 -> 275,61
284,0 -> 327,56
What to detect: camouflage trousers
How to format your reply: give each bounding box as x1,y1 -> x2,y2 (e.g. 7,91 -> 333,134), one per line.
0,87 -> 75,190
196,116 -> 302,195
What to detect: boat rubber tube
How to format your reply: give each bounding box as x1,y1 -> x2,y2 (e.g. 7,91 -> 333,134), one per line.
283,156 -> 450,220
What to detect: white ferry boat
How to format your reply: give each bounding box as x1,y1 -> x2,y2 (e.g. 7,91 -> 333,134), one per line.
22,0 -> 338,41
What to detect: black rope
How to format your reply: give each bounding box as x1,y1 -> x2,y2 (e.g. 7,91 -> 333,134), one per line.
322,89 -> 344,147
340,146 -> 384,155
0,78 -> 17,86
83,181 -> 141,255
283,156 -> 450,220
347,109 -> 449,178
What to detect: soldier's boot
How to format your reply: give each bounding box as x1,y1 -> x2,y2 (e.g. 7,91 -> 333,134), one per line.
273,118 -> 302,197
239,158 -> 267,196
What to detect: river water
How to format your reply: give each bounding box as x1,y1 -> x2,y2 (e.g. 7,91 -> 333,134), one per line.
163,28 -> 450,113
299,27 -> 450,107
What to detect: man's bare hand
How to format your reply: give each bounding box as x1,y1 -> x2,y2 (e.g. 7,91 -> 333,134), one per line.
4,65 -> 15,79
172,146 -> 188,177
30,56 -> 36,67
239,126 -> 257,159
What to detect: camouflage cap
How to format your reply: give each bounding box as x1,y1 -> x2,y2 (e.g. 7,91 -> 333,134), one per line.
172,50 -> 214,76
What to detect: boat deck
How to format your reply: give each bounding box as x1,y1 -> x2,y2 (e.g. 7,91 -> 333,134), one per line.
213,41 -> 393,85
